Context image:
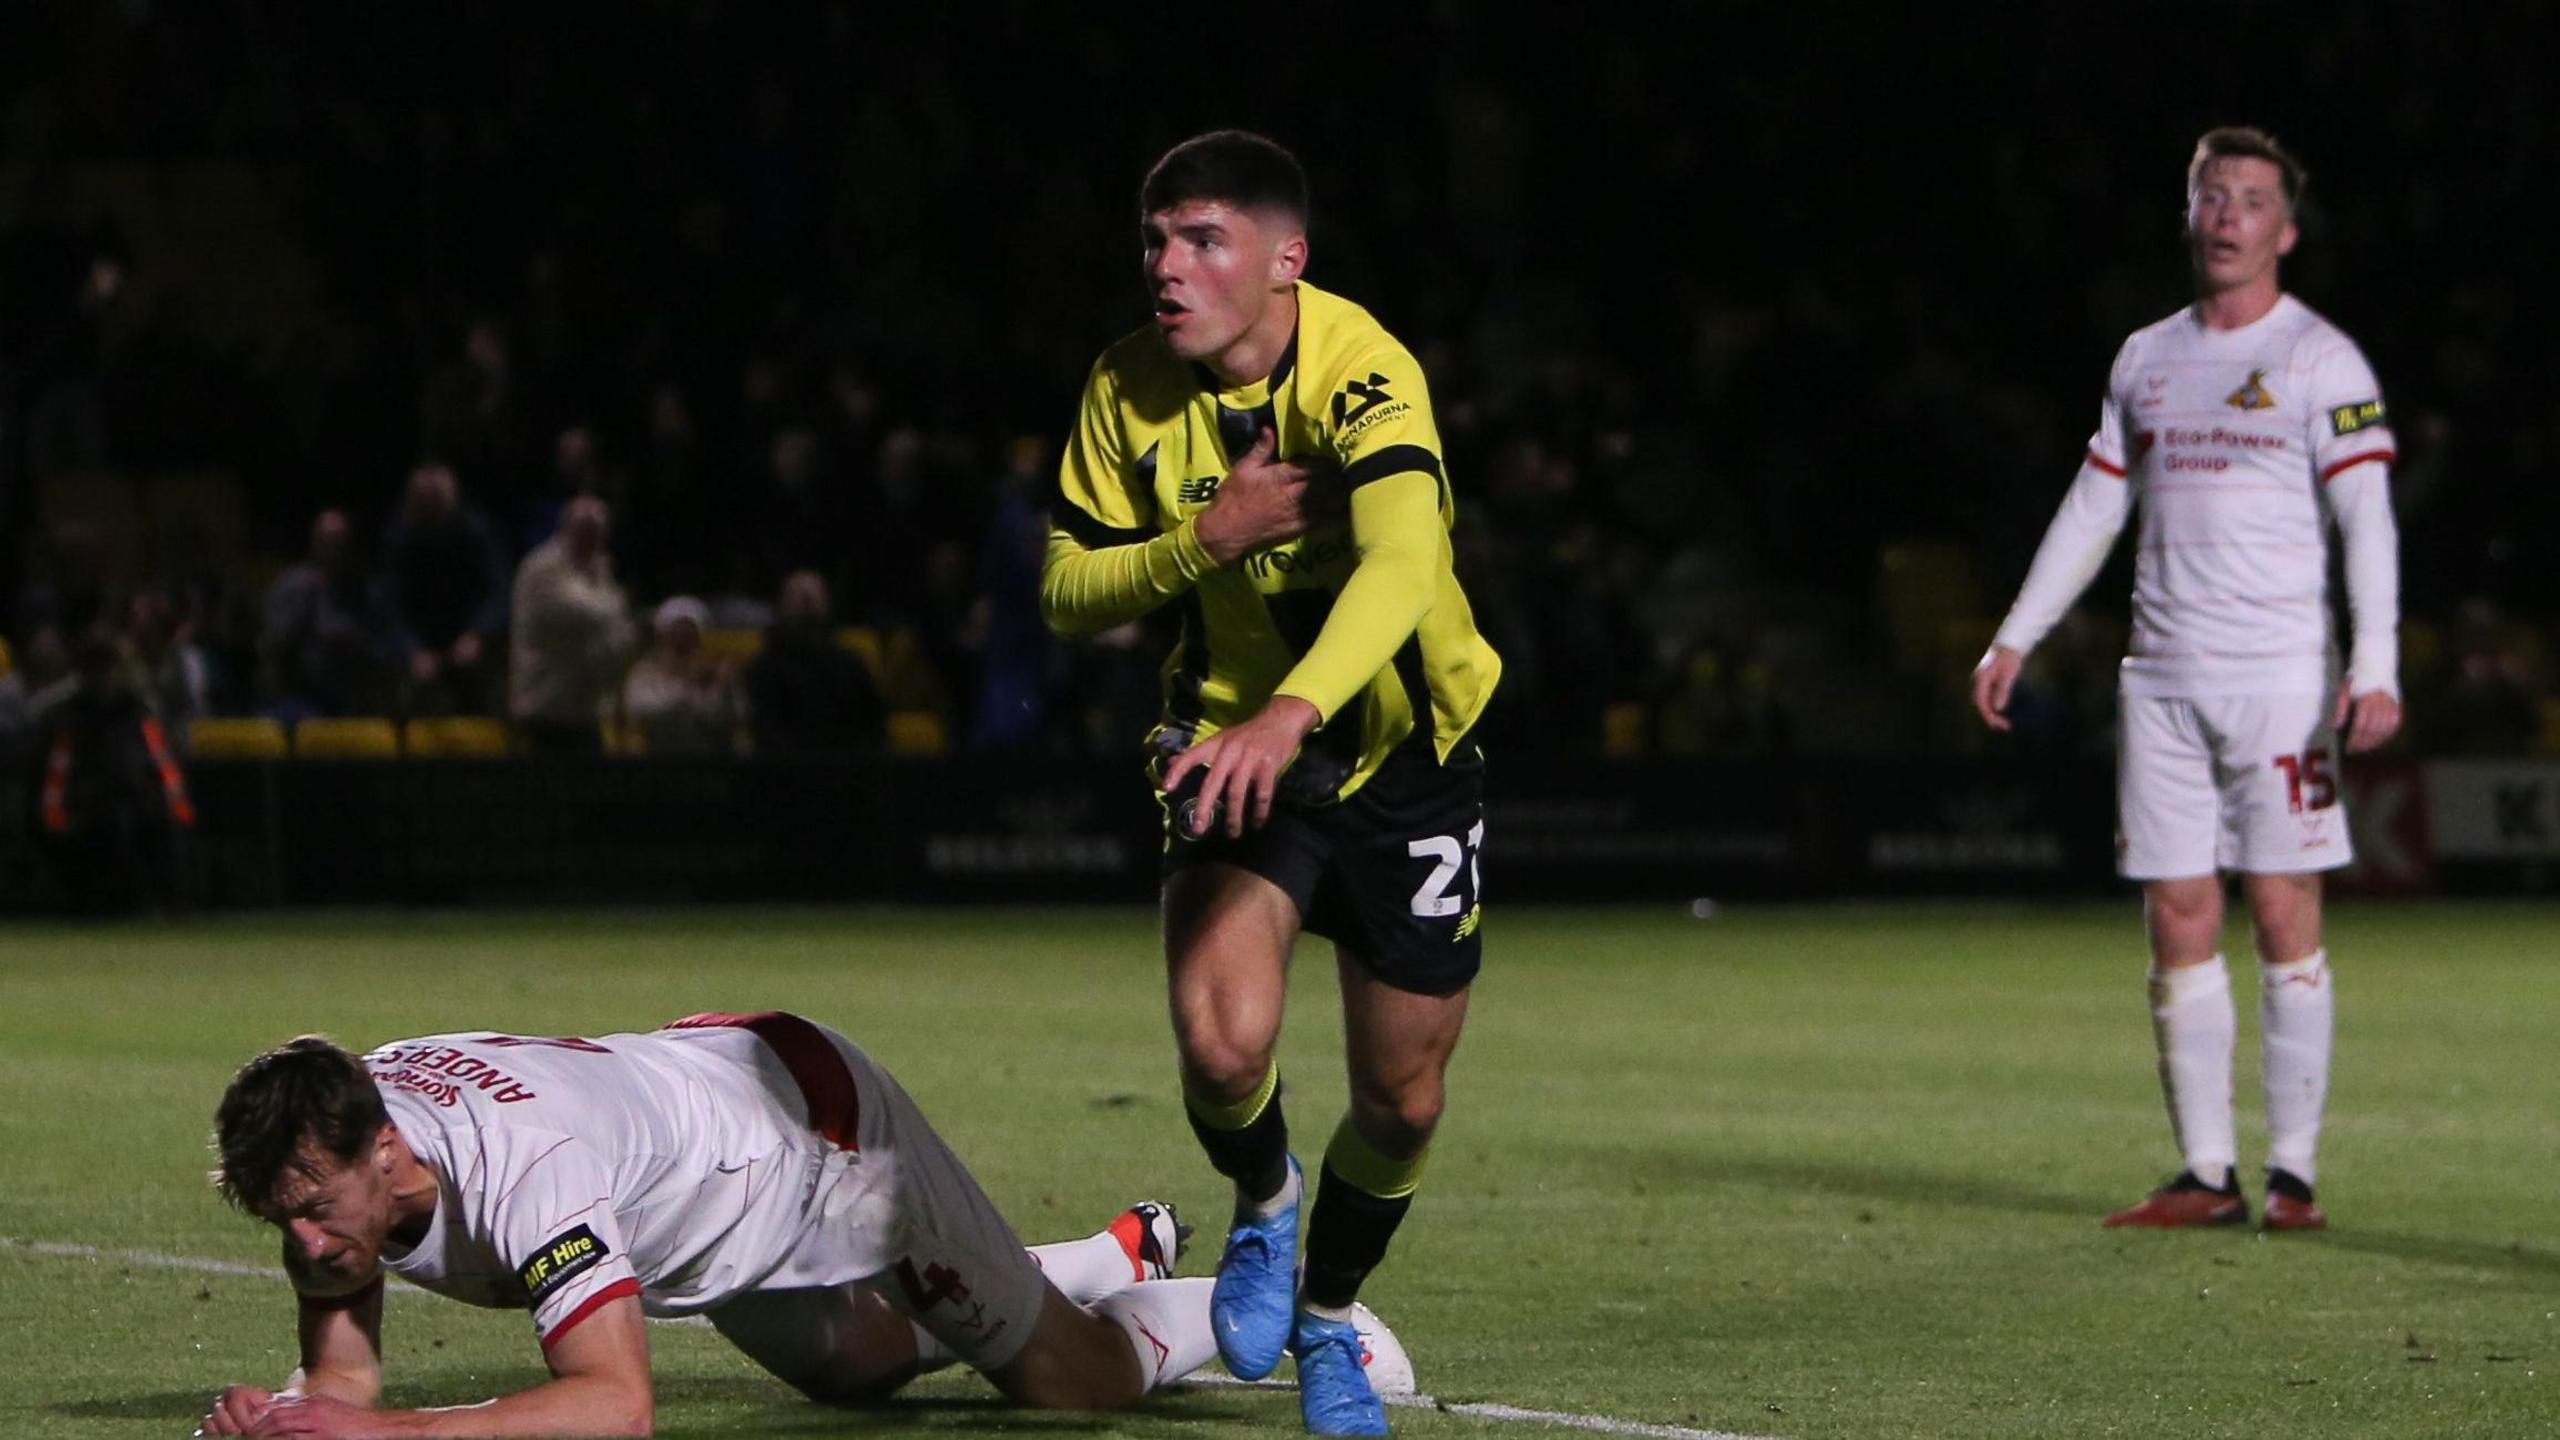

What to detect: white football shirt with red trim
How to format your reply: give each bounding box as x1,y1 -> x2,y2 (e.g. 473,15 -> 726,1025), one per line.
2085,294 -> 2396,697
368,1022 -> 898,1349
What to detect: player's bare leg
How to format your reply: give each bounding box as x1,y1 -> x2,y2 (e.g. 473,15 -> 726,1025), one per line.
717,1270 -> 1214,1410
1287,955 -> 1470,1434
2143,874 -> 2224,969
2109,874 -> 2246,1227
1315,953 -> 1470,1299
1164,863 -> 1303,1378
2243,871 -> 2322,964
2244,870 -> 2332,1229
1165,864 -> 1298,1116
708,1284 -> 935,1405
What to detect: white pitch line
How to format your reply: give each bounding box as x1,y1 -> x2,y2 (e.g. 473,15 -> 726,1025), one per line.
1,1237 -> 290,1283
0,1236 -> 712,1322
1186,1375 -> 1773,1439
4,1236 -> 1777,1440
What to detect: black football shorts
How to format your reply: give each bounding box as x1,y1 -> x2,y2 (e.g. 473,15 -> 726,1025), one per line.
1158,731 -> 1486,996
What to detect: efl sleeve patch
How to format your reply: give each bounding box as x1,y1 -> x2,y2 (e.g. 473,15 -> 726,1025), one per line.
518,1224 -> 610,1305
2330,399 -> 2386,436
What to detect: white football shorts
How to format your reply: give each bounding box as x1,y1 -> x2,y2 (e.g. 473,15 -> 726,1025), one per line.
688,1016 -> 1047,1375
2117,690 -> 2352,879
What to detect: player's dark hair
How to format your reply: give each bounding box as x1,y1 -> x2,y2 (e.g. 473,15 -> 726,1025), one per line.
1140,130 -> 1309,227
2189,126 -> 2307,209
211,1036 -> 387,1213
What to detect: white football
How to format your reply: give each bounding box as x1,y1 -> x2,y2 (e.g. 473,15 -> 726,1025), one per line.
1349,1302 -> 1417,1396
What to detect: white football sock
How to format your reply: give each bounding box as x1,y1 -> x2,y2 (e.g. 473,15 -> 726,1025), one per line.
2150,955 -> 2237,1184
1245,1159 -> 1302,1223
1096,1277 -> 1217,1392
1029,1228 -> 1142,1305
2260,948 -> 2333,1184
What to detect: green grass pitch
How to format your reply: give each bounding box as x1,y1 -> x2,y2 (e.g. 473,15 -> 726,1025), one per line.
2,902 -> 2553,1439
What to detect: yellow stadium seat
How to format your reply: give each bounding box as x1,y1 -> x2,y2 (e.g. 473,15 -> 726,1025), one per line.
837,626 -> 884,679
600,715 -> 646,757
699,627 -> 764,662
186,716 -> 289,760
1601,701 -> 1650,758
887,709 -> 950,757
2536,699 -> 2560,757
293,717 -> 402,759
875,625 -> 950,710
403,716 -> 513,757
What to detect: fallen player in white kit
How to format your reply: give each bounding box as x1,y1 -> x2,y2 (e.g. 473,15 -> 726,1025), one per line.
196,1011 -> 1215,1437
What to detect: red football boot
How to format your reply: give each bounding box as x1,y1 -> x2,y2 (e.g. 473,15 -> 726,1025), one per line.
2103,1169 -> 2248,1228
2261,1169 -> 2329,1232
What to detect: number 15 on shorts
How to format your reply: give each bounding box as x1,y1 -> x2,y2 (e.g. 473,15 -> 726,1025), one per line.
2272,751 -> 2337,813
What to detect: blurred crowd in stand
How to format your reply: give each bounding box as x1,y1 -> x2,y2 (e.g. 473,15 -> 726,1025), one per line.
5,2 -> 2554,786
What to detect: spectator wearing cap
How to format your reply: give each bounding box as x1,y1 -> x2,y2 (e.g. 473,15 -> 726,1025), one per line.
620,595 -> 744,755
508,496 -> 635,755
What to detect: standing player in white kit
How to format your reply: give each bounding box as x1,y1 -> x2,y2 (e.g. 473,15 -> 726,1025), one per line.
1972,127 -> 2402,1231
196,1011 -> 1213,1436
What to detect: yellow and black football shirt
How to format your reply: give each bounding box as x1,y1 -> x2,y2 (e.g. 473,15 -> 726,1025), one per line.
1043,280 -> 1501,801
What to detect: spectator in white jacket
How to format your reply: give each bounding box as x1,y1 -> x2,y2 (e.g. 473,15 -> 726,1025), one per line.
508,496 -> 633,755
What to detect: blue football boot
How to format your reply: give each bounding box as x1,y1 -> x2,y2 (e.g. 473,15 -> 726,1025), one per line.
1292,1306 -> 1389,1435
1211,1153 -> 1301,1380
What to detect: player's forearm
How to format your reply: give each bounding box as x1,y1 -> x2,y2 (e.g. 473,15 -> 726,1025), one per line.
291,1272 -> 387,1408
1039,523 -> 1216,636
1991,464 -> 2131,657
294,1362 -> 382,1408
389,1373 -> 652,1437
2329,464 -> 2402,696
1272,473 -> 1439,722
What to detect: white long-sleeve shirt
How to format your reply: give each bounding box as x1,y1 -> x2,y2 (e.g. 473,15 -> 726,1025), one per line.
1994,295 -> 2401,699
370,1021 -> 902,1351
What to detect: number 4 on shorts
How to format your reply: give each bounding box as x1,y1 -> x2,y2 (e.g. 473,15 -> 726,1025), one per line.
894,1259 -> 971,1310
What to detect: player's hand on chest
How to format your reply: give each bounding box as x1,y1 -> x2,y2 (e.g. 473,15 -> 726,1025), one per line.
1163,408 -> 1349,587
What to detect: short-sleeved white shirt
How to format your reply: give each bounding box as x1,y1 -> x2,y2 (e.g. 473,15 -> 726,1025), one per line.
369,1019 -> 902,1350
2087,295 -> 2396,698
